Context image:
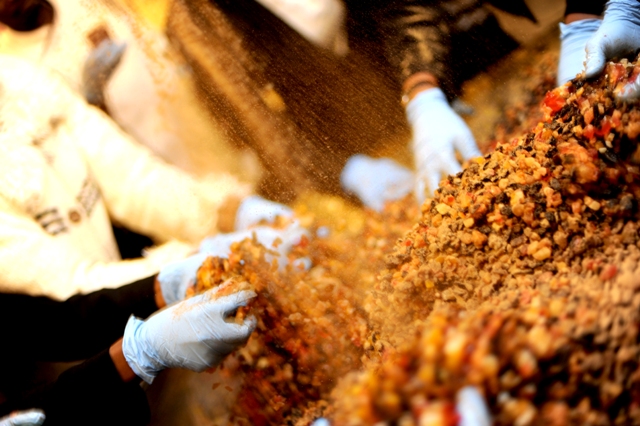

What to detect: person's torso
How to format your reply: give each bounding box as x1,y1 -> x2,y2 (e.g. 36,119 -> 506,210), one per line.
0,59 -> 120,262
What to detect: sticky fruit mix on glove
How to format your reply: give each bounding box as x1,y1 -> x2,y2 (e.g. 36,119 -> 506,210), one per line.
196,257 -> 256,323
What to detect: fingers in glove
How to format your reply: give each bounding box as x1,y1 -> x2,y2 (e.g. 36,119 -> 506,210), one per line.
557,19 -> 602,84
442,150 -> 464,177
205,290 -> 258,317
584,34 -> 608,79
452,126 -> 481,162
220,314 -> 257,343
415,167 -> 442,202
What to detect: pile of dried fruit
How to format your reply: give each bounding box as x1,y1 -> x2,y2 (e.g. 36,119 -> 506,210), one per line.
367,58 -> 640,344
332,245 -> 640,425
330,58 -> 640,425
194,195 -> 418,425
194,58 -> 640,425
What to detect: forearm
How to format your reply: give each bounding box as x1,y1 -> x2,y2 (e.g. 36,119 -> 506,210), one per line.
109,338 -> 137,382
0,275 -> 159,361
377,1 -> 451,90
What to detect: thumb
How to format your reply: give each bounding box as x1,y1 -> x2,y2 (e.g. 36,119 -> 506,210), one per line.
584,33 -> 607,79
220,315 -> 257,343
211,290 -> 258,317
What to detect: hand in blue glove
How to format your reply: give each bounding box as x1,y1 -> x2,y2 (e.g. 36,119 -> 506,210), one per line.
235,196 -> 294,231
0,410 -> 45,426
82,39 -> 127,106
157,253 -> 210,306
340,154 -> 414,212
456,386 -> 491,426
557,19 -> 602,85
585,0 -> 640,99
122,285 -> 257,384
160,223 -> 310,305
407,88 -> 481,204
200,223 -> 311,270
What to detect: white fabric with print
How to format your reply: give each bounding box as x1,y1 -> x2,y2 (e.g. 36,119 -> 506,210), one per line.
0,55 -> 250,300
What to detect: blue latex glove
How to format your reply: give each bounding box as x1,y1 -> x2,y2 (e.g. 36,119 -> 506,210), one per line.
456,386 -> 491,426
157,253 -> 210,306
340,154 -> 414,212
311,418 -> 330,426
200,223 -> 311,270
0,410 -> 45,426
557,19 -> 602,85
157,221 -> 309,305
235,196 -> 294,231
585,0 -> 640,99
407,88 -> 481,203
82,39 -> 127,106
122,286 -> 257,384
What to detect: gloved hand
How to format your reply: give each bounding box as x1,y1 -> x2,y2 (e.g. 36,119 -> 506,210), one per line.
0,410 -> 45,426
311,418 -> 330,426
82,39 -> 127,106
157,253 -> 210,306
340,154 -> 414,212
235,195 -> 294,231
407,88 -> 481,203
557,19 -> 602,85
585,0 -> 640,99
122,285 -> 257,384
456,386 -> 491,426
200,223 -> 310,270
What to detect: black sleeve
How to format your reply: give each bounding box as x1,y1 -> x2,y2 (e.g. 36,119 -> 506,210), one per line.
0,275 -> 158,362
0,350 -> 150,426
373,0 -> 452,85
565,0 -> 606,17
361,0 -> 521,98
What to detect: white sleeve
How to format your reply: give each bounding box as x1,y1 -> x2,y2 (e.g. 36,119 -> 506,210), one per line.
50,67 -> 252,244
0,197 -> 194,301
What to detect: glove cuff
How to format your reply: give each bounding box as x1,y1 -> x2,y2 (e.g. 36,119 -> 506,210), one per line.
122,316 -> 161,384
559,19 -> 602,39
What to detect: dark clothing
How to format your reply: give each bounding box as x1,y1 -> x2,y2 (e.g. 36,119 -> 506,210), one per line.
351,0 -> 606,98
3,351 -> 150,426
0,275 -> 158,425
347,0 -> 525,98
170,0 -> 606,198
